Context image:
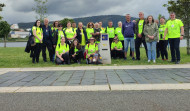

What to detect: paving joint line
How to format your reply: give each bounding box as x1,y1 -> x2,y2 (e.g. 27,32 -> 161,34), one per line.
7,72 -> 33,87
36,71 -> 56,86
50,71 -> 65,86
123,69 -> 138,84
79,70 -> 86,85
105,70 -> 111,90
114,69 -> 124,84
65,71 -> 76,86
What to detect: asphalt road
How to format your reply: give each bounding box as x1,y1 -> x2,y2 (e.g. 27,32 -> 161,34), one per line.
0,90 -> 190,111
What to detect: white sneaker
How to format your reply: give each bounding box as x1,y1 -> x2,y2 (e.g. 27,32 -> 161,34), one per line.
148,60 -> 150,63
153,60 -> 156,63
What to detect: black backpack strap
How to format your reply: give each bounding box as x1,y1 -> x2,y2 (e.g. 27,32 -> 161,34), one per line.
105,27 -> 107,33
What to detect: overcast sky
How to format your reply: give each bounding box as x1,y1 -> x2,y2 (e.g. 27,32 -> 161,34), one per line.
1,0 -> 170,24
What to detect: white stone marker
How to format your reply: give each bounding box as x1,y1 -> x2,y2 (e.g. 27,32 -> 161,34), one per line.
99,34 -> 111,64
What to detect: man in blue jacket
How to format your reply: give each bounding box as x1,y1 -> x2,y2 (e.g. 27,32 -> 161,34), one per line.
42,18 -> 54,62
122,14 -> 135,60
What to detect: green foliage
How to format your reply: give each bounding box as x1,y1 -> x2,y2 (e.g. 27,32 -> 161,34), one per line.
163,0 -> 190,54
32,0 -> 48,22
59,18 -> 75,28
0,21 -> 11,47
163,0 -> 190,21
0,3 -> 5,20
157,14 -> 165,20
0,21 -> 11,38
49,23 -> 53,28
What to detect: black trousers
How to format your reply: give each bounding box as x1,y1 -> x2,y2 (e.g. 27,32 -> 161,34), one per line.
55,52 -> 70,64
156,42 -> 160,58
109,38 -> 114,49
159,40 -> 168,60
111,50 -> 124,59
33,43 -> 42,62
30,46 -> 35,58
66,40 -> 73,48
135,38 -> 148,60
168,38 -> 180,61
52,46 -> 56,61
121,40 -> 124,50
42,40 -> 53,62
70,52 -> 83,63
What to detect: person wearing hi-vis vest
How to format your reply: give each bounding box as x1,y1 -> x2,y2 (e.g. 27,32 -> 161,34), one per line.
122,14 -> 135,60
159,17 -> 168,61
52,24 -> 64,46
93,22 -> 101,44
135,12 -> 148,60
51,21 -> 59,37
86,22 -> 95,39
51,21 -> 59,61
85,37 -> 98,64
111,37 -> 124,59
105,21 -> 115,49
76,22 -> 88,55
115,21 -> 124,49
72,22 -> 77,32
164,12 -> 184,64
69,38 -> 83,64
99,21 -> 105,33
55,37 -> 70,65
64,21 -> 77,47
32,20 -> 43,63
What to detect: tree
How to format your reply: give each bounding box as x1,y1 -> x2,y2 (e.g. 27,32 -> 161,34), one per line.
32,0 -> 48,22
163,0 -> 190,54
59,18 -> 75,28
0,21 -> 11,48
0,3 -> 5,20
158,14 -> 165,20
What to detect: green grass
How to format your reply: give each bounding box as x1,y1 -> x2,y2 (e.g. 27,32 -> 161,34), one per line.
0,47 -> 190,68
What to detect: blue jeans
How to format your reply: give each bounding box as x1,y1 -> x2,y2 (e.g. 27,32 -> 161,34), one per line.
146,41 -> 157,60
124,37 -> 135,52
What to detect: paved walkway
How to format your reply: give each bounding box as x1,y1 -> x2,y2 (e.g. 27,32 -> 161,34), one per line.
0,65 -> 190,92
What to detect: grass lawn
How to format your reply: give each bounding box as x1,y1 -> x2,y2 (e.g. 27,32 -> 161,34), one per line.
0,47 -> 190,68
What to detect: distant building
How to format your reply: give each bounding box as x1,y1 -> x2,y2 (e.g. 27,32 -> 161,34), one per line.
26,28 -> 31,32
11,24 -> 19,30
10,31 -> 29,38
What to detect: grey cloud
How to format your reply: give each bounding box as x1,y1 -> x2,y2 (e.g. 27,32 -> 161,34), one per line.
2,0 -> 170,24
10,0 -> 34,12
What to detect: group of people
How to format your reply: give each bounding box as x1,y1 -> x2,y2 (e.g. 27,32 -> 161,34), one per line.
30,11 -> 184,65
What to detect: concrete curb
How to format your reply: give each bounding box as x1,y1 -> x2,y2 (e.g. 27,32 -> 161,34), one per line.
0,64 -> 190,72
1,83 -> 190,93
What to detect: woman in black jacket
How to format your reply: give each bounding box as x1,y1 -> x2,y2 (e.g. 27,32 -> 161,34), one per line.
69,38 -> 83,64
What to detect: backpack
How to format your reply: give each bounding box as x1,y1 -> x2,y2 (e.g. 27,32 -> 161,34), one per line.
58,43 -> 68,49
25,27 -> 37,53
29,26 -> 38,46
63,28 -> 75,38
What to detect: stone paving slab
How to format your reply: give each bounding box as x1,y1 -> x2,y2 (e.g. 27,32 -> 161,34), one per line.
0,68 -> 190,88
